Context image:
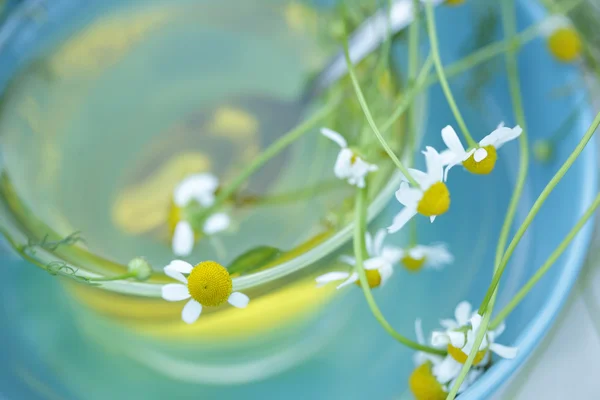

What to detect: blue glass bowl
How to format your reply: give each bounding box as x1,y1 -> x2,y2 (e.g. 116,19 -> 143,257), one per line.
0,1 -> 595,399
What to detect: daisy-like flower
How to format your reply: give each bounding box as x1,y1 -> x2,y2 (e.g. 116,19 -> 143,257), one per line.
320,127 -> 378,188
315,229 -> 401,289
161,260 -> 249,324
170,173 -> 231,257
398,243 -> 453,272
431,301 -> 517,371
410,319 -> 483,400
388,146 -> 450,233
541,15 -> 582,63
440,124 -> 522,179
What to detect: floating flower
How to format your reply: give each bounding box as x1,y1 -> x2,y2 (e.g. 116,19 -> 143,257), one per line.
440,124 -> 522,178
541,15 -> 582,63
161,260 -> 249,324
399,243 -> 453,272
315,229 -> 401,289
170,173 -> 231,257
320,127 -> 378,188
411,319 -> 483,400
431,301 -> 517,368
388,147 -> 449,233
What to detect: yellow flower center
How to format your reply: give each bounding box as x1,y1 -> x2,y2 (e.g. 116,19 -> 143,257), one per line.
547,27 -> 582,62
409,363 -> 448,400
402,255 -> 426,272
462,145 -> 497,175
354,269 -> 382,288
445,0 -> 465,5
447,344 -> 487,365
416,182 -> 450,217
187,261 -> 233,307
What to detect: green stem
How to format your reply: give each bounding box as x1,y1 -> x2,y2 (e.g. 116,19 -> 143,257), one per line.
353,187 -> 445,356
342,38 -> 419,187
491,191 -> 600,329
190,98 -> 340,223
446,1 -> 530,397
479,109 -> 600,314
374,0 -> 394,76
88,272 -> 137,282
424,0 -> 477,148
406,0 -> 421,167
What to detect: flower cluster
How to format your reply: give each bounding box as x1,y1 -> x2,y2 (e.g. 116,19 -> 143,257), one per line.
170,173 -> 231,257
410,302 -> 517,400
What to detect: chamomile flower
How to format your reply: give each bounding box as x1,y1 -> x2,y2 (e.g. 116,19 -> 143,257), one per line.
410,319 -> 483,400
398,243 -> 453,272
541,15 -> 582,63
170,173 -> 231,257
440,124 -> 522,179
161,260 -> 249,324
388,147 -> 450,233
431,301 -> 517,368
320,127 -> 378,188
315,229 -> 401,289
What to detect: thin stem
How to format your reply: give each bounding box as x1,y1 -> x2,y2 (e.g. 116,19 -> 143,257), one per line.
424,0 -> 477,148
374,0 -> 394,76
353,186 -> 445,356
191,98 -> 340,223
342,38 -> 420,187
406,0 -> 421,167
446,1 -> 530,397
491,192 -> 600,329
478,110 -> 600,313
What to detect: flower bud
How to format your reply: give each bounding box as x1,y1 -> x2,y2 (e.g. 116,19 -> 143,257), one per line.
128,257 -> 152,281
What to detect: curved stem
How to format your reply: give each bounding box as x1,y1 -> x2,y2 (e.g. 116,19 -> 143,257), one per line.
353,186 -> 445,356
424,0 -> 477,148
446,1 -> 530,396
491,192 -> 600,329
342,38 -> 420,187
88,272 -> 137,282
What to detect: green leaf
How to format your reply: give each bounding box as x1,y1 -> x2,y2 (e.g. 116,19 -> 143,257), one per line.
227,246 -> 283,275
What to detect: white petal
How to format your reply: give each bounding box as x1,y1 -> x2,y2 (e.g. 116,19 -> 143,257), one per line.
181,299 -> 202,324
408,246 -> 427,260
423,146 -> 444,183
415,319 -> 425,345
443,159 -> 461,181
381,247 -> 403,264
337,272 -> 359,289
320,127 -> 348,148
315,271 -> 350,287
203,213 -> 231,234
447,331 -> 466,348
333,148 -> 353,179
539,14 -> 570,36
424,244 -> 454,267
430,216 -> 436,223
161,283 -> 191,301
372,229 -> 387,256
439,319 -> 459,330
164,267 -> 187,284
365,231 -> 374,256
479,125 -> 522,148
166,260 -> 194,274
174,173 -> 219,207
228,292 -> 250,308
455,301 -> 473,326
172,221 -> 194,256
395,182 -> 422,208
431,332 -> 450,346
378,264 -> 394,286
470,314 -> 483,333
490,343 -> 518,359
364,257 -> 389,270
339,255 -> 356,266
473,147 -> 488,163
492,322 -> 506,339
441,125 -> 466,155
432,356 -> 462,384
405,168 -> 429,187
387,207 -> 417,233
